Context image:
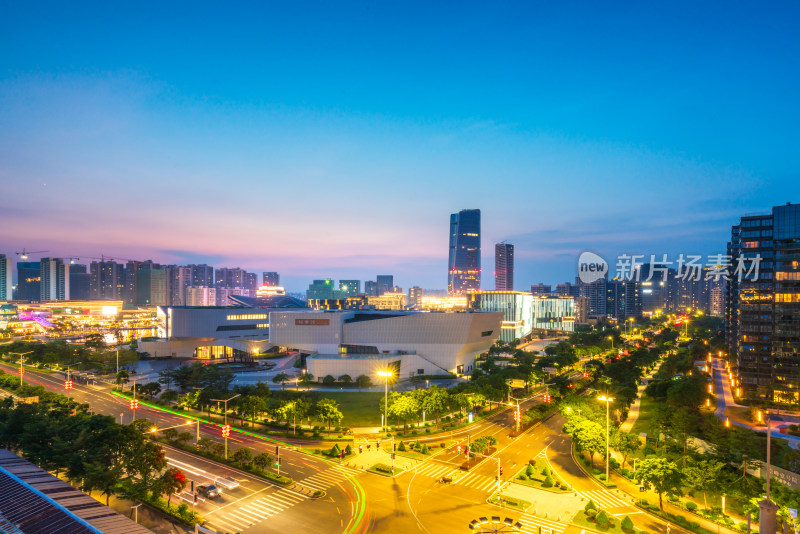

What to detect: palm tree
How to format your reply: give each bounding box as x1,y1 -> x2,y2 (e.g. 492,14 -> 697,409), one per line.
272,373 -> 290,390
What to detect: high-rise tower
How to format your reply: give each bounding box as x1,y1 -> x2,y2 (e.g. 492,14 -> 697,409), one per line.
494,242 -> 514,291
448,209 -> 481,294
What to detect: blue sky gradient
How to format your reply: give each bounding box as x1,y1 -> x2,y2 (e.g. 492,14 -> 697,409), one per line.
1,1 -> 799,291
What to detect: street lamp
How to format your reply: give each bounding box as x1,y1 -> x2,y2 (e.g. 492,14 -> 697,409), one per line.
9,351 -> 33,386
608,336 -> 614,350
210,394 -> 240,459
377,370 -> 393,431
598,395 -> 614,484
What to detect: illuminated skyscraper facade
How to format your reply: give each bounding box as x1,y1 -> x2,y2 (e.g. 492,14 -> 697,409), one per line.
494,243 -> 514,291
448,209 -> 481,294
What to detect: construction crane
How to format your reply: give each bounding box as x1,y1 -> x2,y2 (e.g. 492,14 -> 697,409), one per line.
68,254 -> 138,264
15,249 -> 49,261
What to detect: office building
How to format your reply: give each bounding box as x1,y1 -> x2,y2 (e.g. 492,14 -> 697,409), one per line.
263,272 -> 280,287
556,282 -> 580,298
68,263 -> 91,300
531,296 -> 576,332
376,275 -> 394,296
726,202 -> 800,402
579,276 -> 607,317
468,291 -> 534,342
40,258 -> 69,301
16,262 -> 40,302
494,243 -> 514,291
0,255 -> 11,301
90,260 -> 122,300
709,278 -> 725,317
606,279 -> 642,321
245,272 -> 258,294
189,264 -> 214,287
530,283 -> 552,296
448,209 -> 481,293
306,279 -> 337,300
367,292 -> 406,310
408,286 -> 423,307
339,280 -> 361,297
216,287 -> 249,306
124,260 -> 158,306
364,281 -> 378,297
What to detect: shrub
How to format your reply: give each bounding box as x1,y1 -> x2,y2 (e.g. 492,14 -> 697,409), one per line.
621,516 -> 634,532
440,442 -> 446,449
592,468 -> 602,475
585,500 -> 598,512
398,441 -> 406,451
541,466 -> 550,476
425,428 -> 430,433
596,510 -> 611,527
598,474 -> 607,481
421,444 -> 429,454
344,444 -> 352,455
542,475 -> 554,488
685,501 -> 698,512
526,464 -> 535,477
517,474 -> 528,481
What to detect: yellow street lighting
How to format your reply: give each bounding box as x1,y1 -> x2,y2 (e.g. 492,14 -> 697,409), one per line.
725,418 -> 730,427
598,395 -> 614,483
377,370 -> 394,430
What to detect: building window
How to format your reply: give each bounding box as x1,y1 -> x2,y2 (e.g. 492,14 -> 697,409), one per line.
418,369 -> 424,375
481,330 -> 494,337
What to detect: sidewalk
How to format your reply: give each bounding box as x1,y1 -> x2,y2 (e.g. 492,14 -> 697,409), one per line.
619,357 -> 666,433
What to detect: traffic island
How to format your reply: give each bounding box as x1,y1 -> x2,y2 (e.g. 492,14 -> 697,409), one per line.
512,465 -> 572,493
367,462 -> 405,477
487,494 -> 530,512
572,508 -> 643,534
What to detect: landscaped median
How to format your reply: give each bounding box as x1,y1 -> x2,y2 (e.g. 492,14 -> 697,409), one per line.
513,463 -> 572,492
487,493 -> 530,512
573,500 -> 642,534
367,463 -> 406,476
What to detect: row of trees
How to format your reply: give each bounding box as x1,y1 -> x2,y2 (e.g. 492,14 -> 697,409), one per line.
0,387 -> 184,510
381,385 -> 483,431
0,340 -> 138,372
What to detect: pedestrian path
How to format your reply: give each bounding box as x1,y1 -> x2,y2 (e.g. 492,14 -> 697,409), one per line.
298,464 -> 360,492
578,489 -> 629,510
516,512 -> 566,534
207,488 -> 308,533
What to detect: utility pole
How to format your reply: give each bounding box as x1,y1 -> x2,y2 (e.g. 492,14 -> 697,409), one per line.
9,351 -> 32,386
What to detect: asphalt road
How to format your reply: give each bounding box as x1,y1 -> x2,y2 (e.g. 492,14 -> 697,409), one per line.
0,362 -> 368,534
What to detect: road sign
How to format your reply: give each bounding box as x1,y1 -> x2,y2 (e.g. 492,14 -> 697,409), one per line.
542,367 -> 558,374
640,486 -> 645,492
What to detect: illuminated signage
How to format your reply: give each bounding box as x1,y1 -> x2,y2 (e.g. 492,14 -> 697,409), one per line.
295,318 -> 330,326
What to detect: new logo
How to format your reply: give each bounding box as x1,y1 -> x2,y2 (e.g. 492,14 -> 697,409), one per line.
578,251 -> 608,283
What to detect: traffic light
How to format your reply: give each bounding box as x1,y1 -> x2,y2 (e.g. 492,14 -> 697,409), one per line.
275,459 -> 281,467
359,445 -> 363,453
64,380 -> 73,390
582,372 -> 589,378
376,440 -> 381,448
129,399 -> 138,410
543,394 -> 551,404
221,424 -> 231,438
499,466 -> 504,475
568,382 -> 574,389
457,445 -> 462,454
465,446 -> 470,456
275,445 -> 279,455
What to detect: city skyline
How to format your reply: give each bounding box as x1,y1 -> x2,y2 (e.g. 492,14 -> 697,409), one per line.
2,2 -> 799,290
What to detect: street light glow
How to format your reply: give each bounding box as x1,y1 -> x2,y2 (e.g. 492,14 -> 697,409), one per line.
377,370 -> 393,378
598,395 -> 614,402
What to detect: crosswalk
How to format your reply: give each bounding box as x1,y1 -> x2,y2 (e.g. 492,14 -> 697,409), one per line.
516,513 -> 567,534
579,489 -> 630,510
298,464 -> 360,492
207,488 -> 308,533
413,462 -> 498,493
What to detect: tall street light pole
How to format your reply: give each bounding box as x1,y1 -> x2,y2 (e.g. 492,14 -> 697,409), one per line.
9,351 -> 33,386
599,395 -> 614,483
377,371 -> 393,431
211,394 -> 240,459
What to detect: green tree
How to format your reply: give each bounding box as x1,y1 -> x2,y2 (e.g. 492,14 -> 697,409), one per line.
163,428 -> 179,442
160,390 -> 179,404
240,395 -> 268,425
356,374 -> 372,391
322,375 -> 336,385
572,420 -> 606,469
421,444 -> 429,455
388,392 -> 420,431
299,373 -> 315,390
316,398 -> 343,432
683,459 -> 725,508
338,374 -> 353,386
421,385 -> 449,426
252,452 -> 272,471
197,437 -> 215,453
131,418 -> 153,434
613,432 -> 641,468
272,373 -> 290,390
176,431 -> 193,447
211,442 -> 225,457
232,447 -> 253,466
669,406 -> 698,467
585,500 -> 598,512
621,516 -> 634,532
398,441 -> 406,451
635,457 -> 683,511
115,369 -> 129,386
595,510 -> 611,527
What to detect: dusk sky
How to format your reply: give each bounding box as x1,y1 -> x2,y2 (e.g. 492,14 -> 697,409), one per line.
2,2 -> 799,291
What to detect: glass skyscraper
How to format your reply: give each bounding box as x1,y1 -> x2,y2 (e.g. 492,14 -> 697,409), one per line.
448,209 -> 481,294
494,242 -> 514,291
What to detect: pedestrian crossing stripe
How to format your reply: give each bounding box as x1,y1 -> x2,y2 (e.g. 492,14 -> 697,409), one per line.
580,489 -> 629,509
456,472 -> 496,492
414,463 -> 454,479
517,513 -> 567,534
207,488 -> 310,531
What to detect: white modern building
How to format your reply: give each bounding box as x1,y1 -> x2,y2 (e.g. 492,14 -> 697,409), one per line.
138,300 -> 503,378
467,291 -> 575,342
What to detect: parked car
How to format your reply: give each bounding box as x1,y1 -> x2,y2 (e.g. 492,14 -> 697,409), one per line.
197,483 -> 220,499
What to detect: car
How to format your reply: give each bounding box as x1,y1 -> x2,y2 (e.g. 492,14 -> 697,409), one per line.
215,476 -> 240,490
197,483 -> 220,499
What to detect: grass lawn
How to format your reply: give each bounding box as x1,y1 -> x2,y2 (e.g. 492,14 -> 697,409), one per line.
319,391 -> 385,427
572,510 -> 643,534
628,395 -> 659,437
